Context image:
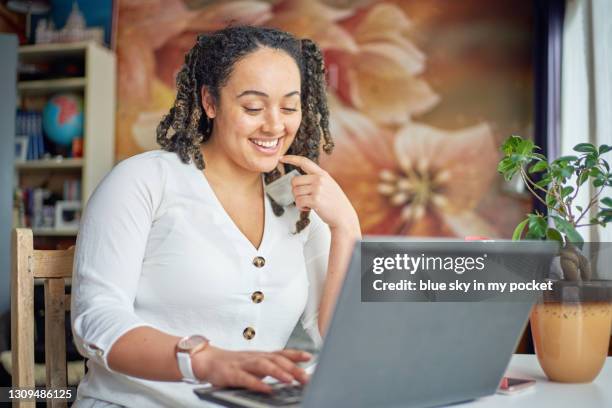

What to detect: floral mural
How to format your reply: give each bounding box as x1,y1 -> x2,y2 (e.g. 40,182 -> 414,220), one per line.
115,0 -> 534,237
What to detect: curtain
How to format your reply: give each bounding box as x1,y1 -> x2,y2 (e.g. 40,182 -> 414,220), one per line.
562,0 -> 612,276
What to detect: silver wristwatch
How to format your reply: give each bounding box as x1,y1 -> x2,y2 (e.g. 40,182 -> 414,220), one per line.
175,334 -> 210,383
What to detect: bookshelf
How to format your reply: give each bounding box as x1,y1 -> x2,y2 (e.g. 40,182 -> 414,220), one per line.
18,77 -> 86,93
15,158 -> 84,170
14,41 -> 116,239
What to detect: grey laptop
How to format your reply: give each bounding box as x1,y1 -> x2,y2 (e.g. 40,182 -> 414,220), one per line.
195,238 -> 555,408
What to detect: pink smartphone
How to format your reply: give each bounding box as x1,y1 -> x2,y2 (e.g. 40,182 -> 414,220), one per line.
497,377 -> 536,395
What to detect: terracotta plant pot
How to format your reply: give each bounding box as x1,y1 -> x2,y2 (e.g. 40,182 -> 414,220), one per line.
530,280 -> 612,383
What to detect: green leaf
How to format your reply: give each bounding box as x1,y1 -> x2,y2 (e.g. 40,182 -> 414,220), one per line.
502,135 -> 523,156
518,139 -> 535,156
597,210 -> 612,221
561,186 -> 574,198
509,153 -> 531,166
574,143 -> 597,153
546,228 -> 564,243
586,156 -> 597,168
554,155 -> 578,163
497,158 -> 519,181
535,177 -> 552,188
497,158 -> 513,172
594,178 -> 605,187
599,145 -> 612,154
532,153 -> 547,161
529,161 -> 548,173
601,197 -> 612,208
589,168 -> 603,178
552,216 -> 584,247
549,164 -> 562,177
526,214 -> 547,239
512,218 -> 529,241
560,167 -> 574,179
546,192 -> 557,208
578,171 -> 589,186
597,176 -> 608,186
576,206 -> 583,212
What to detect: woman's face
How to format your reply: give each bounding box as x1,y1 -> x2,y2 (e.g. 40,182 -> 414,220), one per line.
202,47 -> 302,174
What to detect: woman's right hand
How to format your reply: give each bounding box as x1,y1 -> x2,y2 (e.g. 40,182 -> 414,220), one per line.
192,346 -> 312,393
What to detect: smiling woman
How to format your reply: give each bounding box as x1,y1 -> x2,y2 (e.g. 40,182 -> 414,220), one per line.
200,48 -> 303,175
235,88 -> 301,154
156,26 -> 335,233
70,26 -> 361,408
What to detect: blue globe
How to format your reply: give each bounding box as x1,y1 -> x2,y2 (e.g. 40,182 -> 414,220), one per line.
42,94 -> 84,146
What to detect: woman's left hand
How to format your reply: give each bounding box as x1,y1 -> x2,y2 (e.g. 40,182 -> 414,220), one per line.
279,155 -> 360,234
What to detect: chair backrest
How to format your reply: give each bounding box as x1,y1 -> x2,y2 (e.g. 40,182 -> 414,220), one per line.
11,228 -> 75,408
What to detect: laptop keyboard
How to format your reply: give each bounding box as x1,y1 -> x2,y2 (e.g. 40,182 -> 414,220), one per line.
233,383 -> 304,406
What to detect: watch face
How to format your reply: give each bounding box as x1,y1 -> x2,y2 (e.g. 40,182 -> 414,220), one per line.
178,335 -> 209,351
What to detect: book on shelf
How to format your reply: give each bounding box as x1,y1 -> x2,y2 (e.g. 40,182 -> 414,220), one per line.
16,109 -> 46,161
63,179 -> 81,201
14,180 -> 82,232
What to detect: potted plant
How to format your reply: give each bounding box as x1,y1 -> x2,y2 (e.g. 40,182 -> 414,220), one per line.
498,135 -> 612,383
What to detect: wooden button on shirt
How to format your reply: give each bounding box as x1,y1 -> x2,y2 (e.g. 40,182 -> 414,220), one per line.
243,327 -> 256,340
70,150 -> 330,407
251,291 -> 264,303
253,256 -> 265,268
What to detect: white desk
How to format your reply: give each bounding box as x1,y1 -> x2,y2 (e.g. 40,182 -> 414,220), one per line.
465,354 -> 612,407
203,354 -> 611,407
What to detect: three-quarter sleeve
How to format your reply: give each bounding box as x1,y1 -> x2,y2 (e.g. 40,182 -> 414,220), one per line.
300,211 -> 331,349
71,154 -> 166,371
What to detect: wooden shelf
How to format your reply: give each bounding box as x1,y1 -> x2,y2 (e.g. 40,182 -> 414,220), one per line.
18,42 -> 90,64
19,41 -> 92,54
32,228 -> 78,237
16,158 -> 84,170
18,41 -> 113,65
18,77 -> 86,94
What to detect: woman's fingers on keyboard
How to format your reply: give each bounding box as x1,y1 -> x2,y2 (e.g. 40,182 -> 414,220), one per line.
268,354 -> 309,384
244,357 -> 295,384
275,349 -> 312,362
234,370 -> 272,393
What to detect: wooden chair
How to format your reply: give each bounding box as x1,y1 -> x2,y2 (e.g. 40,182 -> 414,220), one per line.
11,228 -> 75,408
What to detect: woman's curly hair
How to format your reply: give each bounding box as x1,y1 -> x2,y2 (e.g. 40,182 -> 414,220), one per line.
157,25 -> 333,233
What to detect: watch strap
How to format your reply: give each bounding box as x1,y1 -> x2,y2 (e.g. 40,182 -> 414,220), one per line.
177,351 -> 198,383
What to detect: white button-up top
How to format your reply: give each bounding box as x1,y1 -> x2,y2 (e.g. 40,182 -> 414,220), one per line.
71,150 -> 331,407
